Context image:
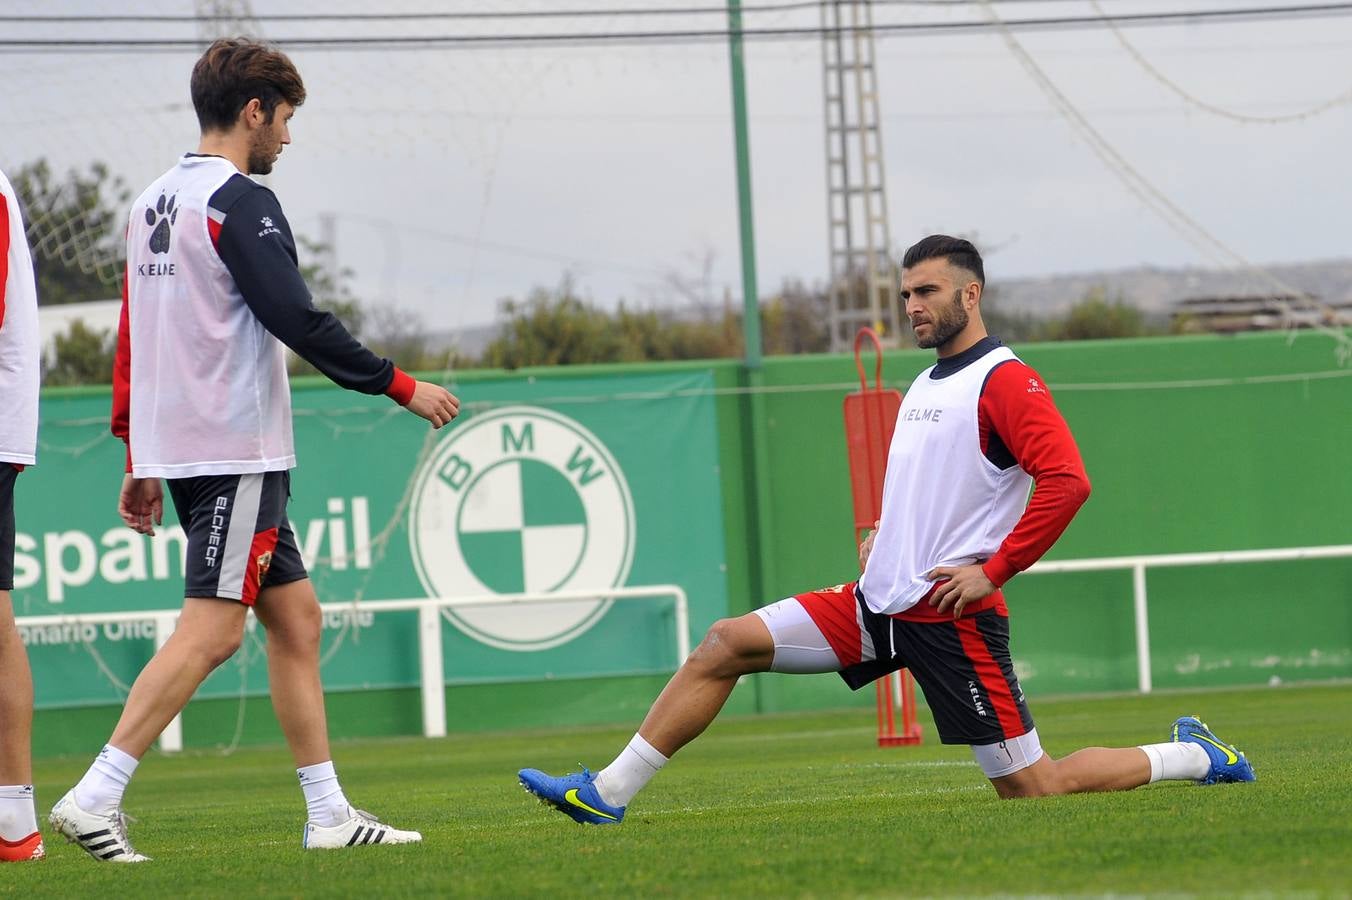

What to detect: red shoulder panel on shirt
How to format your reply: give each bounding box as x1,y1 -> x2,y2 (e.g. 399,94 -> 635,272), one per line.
0,196 -> 11,329
976,357 -> 1091,587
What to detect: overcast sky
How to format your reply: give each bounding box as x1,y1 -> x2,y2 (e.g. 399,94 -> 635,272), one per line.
2,0 -> 1349,335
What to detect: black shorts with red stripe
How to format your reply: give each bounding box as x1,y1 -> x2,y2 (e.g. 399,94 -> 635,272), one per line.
797,582 -> 1035,746
0,465 -> 17,591
166,471 -> 307,604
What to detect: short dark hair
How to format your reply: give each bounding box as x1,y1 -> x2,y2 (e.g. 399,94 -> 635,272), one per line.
901,234 -> 985,287
191,38 -> 306,133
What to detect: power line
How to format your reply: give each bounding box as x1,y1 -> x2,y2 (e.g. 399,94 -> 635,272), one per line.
974,0 -> 1352,362
337,213 -> 666,278
1087,0 -> 1352,123
0,1 -> 1163,26
3,4 -> 1351,52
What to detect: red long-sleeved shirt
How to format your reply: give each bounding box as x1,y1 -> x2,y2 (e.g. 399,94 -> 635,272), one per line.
896,337 -> 1090,621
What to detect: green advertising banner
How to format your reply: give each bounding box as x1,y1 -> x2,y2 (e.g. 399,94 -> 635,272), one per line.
16,369 -> 727,709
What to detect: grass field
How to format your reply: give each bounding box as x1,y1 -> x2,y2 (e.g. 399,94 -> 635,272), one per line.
9,682 -> 1351,898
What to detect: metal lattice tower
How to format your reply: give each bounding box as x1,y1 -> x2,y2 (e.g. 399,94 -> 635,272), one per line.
196,1 -> 262,43
821,0 -> 901,351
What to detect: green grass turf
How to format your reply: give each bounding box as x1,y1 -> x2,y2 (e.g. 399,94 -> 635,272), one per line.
10,682 -> 1350,898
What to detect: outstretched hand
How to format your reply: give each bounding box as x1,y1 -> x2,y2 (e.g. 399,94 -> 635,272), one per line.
407,381 -> 461,429
118,474 -> 164,536
926,564 -> 996,618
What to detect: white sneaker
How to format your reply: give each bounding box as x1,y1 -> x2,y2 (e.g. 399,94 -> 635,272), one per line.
48,790 -> 150,863
303,807 -> 422,850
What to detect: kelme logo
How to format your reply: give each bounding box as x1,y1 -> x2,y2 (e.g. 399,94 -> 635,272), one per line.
408,406 -> 635,651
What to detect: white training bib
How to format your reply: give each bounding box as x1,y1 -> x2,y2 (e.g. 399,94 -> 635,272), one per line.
0,168 -> 40,466
859,347 -> 1033,614
124,156 -> 295,478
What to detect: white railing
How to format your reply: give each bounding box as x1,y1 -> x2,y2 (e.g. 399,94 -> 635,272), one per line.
22,544 -> 1352,751
1024,544 -> 1352,694
17,584 -> 690,753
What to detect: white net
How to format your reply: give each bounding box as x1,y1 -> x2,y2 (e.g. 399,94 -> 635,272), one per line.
18,162 -> 129,294
3,0 -> 1350,349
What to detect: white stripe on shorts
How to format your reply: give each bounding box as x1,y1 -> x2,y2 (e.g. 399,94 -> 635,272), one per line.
215,473 -> 263,600
972,727 -> 1044,779
754,597 -> 850,674
855,593 -> 877,664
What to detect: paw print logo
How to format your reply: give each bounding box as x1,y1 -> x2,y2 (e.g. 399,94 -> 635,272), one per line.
146,193 -> 178,254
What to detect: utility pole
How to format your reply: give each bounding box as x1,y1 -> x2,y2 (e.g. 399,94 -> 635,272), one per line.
726,1 -> 775,676
196,1 -> 268,193
821,0 -> 900,351
727,0 -> 763,369
195,1 -> 261,43
319,212 -> 340,292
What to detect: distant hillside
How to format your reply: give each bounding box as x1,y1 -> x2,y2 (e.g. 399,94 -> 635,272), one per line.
985,259 -> 1352,318
422,259 -> 1352,361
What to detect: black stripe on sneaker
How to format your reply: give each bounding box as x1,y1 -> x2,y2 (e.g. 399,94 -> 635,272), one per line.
77,829 -> 111,840
86,839 -> 119,851
347,826 -> 364,847
372,830 -> 384,844
360,828 -> 375,845
100,847 -> 125,859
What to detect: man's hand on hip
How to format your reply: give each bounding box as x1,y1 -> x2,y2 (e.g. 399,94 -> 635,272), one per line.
926,564 -> 996,618
857,520 -> 880,572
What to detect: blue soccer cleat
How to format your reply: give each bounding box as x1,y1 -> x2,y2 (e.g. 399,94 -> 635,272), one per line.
518,767 -> 625,825
1172,716 -> 1256,785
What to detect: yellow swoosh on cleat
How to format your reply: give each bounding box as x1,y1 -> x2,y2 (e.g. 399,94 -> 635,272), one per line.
1191,733 -> 1239,765
564,789 -> 619,820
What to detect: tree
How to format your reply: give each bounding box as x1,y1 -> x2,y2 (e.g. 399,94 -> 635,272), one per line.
483,275 -> 853,368
980,284 -> 1044,343
289,234 -> 365,377
1041,288 -> 1152,341
44,319 -> 116,386
484,281 -> 625,368
614,301 -> 742,362
290,235 -> 465,376
10,159 -> 130,305
762,279 -> 830,355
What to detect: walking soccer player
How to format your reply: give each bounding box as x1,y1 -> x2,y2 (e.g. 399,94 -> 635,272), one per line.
0,167 -> 44,862
49,39 -> 460,861
519,235 -> 1255,824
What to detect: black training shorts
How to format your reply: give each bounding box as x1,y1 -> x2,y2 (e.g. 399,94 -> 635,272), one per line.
165,471 -> 307,603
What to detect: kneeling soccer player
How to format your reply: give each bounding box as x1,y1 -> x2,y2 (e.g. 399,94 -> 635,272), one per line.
518,235 -> 1254,824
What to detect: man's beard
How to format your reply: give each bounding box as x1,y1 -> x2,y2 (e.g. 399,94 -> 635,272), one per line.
247,129 -> 278,175
915,288 -> 969,349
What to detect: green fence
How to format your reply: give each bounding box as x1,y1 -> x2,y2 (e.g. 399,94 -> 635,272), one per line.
741,330 -> 1352,703
18,329 -> 1352,755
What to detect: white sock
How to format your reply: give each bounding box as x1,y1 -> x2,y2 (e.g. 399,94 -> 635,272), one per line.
1139,741 -> 1210,783
298,761 -> 352,827
594,734 -> 668,808
0,785 -> 38,841
73,744 -> 139,817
